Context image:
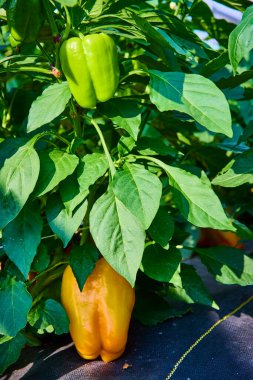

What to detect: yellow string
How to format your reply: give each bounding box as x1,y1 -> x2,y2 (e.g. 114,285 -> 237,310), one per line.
165,295 -> 253,380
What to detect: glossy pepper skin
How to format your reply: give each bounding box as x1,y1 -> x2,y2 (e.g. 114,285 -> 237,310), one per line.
59,34 -> 120,108
7,0 -> 43,43
61,258 -> 135,362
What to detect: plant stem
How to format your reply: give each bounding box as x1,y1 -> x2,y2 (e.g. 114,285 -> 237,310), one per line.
30,266 -> 66,305
139,108 -> 151,137
131,154 -> 161,167
62,6 -> 71,41
36,40 -> 54,64
69,100 -> 82,138
32,131 -> 70,147
91,118 -> 116,177
27,261 -> 67,287
80,187 -> 97,246
42,0 -> 59,38
0,66 -> 53,75
53,133 -> 70,146
119,69 -> 149,84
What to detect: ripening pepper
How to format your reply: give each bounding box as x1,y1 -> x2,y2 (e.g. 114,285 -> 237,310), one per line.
61,258 -> 135,362
59,34 -> 120,108
198,228 -> 244,249
6,0 -> 44,43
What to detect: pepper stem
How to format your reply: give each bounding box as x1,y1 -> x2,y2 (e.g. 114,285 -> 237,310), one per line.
42,0 -> 60,40
62,6 -> 71,41
91,118 -> 116,177
69,100 -> 82,138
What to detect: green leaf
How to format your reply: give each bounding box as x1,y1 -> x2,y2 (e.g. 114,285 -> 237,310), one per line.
0,138 -> 28,169
217,0 -> 251,12
28,299 -> 69,335
89,188 -> 145,286
2,203 -> 43,278
57,0 -> 78,6
149,71 -> 232,137
34,150 -> 79,196
60,175 -> 88,216
118,136 -> 136,155
153,159 -> 234,230
142,244 -> 181,284
27,82 -> 71,132
156,28 -> 192,57
85,0 -> 109,17
0,336 -> 13,344
46,193 -> 88,247
99,99 -> 142,140
212,150 -> 253,187
77,153 -> 108,192
197,247 -> 253,286
69,244 -> 99,291
31,244 -> 50,273
217,70 -> 253,89
137,137 -> 178,157
233,220 -> 253,240
0,278 -> 32,336
200,51 -> 229,77
0,333 -> 26,375
148,208 -> 174,248
112,163 -> 162,229
0,141 -> 40,230
228,6 -> 253,74
134,291 -> 189,326
180,264 -> 219,309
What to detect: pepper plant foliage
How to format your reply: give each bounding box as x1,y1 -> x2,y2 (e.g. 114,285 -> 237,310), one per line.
1,0 -> 253,373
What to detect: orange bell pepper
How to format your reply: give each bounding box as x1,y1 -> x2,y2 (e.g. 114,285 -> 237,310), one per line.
198,228 -> 243,249
61,258 -> 135,362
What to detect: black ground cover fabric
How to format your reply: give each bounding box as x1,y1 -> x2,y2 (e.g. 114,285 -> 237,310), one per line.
2,259 -> 253,380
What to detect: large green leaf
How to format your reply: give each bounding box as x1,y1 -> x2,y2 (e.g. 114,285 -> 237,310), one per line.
57,0 -> 78,6
3,203 -> 43,278
212,150 -> 253,187
151,158 -> 234,230
142,244 -> 181,284
148,208 -> 174,248
0,333 -> 26,375
77,153 -> 108,192
31,244 -> 50,273
134,291 -> 189,326
85,0 -> 110,17
69,244 -> 99,291
89,188 -> 145,286
200,51 -> 229,77
180,264 -> 219,309
99,99 -> 142,140
0,278 -> 32,336
46,193 -> 88,247
149,71 -> 232,137
27,82 -> 71,132
34,150 -> 79,196
197,247 -> 253,286
0,141 -> 40,230
228,6 -> 253,74
0,138 -> 28,169
137,137 -> 178,157
112,163 -> 162,229
60,175 -> 88,216
28,299 -> 69,335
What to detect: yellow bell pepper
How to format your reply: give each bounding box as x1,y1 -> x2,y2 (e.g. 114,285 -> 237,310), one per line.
61,258 -> 135,362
